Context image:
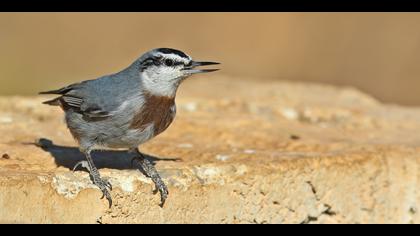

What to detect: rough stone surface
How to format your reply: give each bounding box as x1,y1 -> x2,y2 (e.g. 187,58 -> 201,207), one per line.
0,76 -> 419,223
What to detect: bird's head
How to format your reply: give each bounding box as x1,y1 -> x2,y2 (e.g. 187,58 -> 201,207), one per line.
136,48 -> 219,97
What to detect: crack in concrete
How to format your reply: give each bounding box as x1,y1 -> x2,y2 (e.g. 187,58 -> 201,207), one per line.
300,204 -> 337,224
306,181 -> 320,201
301,181 -> 337,224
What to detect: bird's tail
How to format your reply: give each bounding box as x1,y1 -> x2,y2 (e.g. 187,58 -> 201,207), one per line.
39,87 -> 69,106
41,97 -> 61,106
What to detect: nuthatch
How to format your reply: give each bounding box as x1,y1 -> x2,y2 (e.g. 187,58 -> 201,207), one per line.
40,48 -> 220,207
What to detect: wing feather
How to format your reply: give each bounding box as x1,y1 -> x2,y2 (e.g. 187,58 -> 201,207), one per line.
40,82 -> 112,119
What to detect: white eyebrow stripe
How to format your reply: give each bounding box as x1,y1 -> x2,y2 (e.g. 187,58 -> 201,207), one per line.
157,53 -> 191,64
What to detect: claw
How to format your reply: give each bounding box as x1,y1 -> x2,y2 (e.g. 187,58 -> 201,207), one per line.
159,198 -> 166,207
72,160 -> 90,172
99,189 -> 112,208
92,175 -> 113,208
154,180 -> 168,207
160,188 -> 168,207
96,180 -> 113,208
107,196 -> 112,208
106,181 -> 113,191
159,199 -> 166,208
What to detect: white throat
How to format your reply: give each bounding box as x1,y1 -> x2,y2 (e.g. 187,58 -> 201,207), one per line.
140,72 -> 181,97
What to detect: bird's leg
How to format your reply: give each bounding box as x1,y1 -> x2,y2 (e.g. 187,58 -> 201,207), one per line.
131,148 -> 168,207
73,150 -> 113,208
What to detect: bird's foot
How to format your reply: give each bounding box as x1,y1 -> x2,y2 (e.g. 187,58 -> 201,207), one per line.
72,160 -> 113,208
152,174 -> 169,208
132,155 -> 168,207
93,175 -> 113,208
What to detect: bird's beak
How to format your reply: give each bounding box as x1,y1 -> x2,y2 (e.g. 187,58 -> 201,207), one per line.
182,61 -> 220,74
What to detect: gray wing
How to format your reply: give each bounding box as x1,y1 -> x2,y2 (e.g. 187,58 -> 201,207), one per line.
40,75 -> 138,119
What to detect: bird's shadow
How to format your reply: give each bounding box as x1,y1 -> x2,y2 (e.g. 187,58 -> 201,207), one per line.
29,138 -> 181,171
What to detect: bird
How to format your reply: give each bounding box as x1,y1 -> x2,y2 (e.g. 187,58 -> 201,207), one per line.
39,48 -> 220,208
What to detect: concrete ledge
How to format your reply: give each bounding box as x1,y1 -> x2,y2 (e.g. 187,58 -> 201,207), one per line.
0,77 -> 419,223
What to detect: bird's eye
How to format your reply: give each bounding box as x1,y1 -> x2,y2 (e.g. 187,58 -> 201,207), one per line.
164,59 -> 174,67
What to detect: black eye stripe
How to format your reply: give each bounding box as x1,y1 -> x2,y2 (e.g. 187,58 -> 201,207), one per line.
153,60 -> 161,66
164,58 -> 184,67
140,56 -> 186,71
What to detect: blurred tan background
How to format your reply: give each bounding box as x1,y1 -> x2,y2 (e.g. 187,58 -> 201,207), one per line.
1,13 -> 420,105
